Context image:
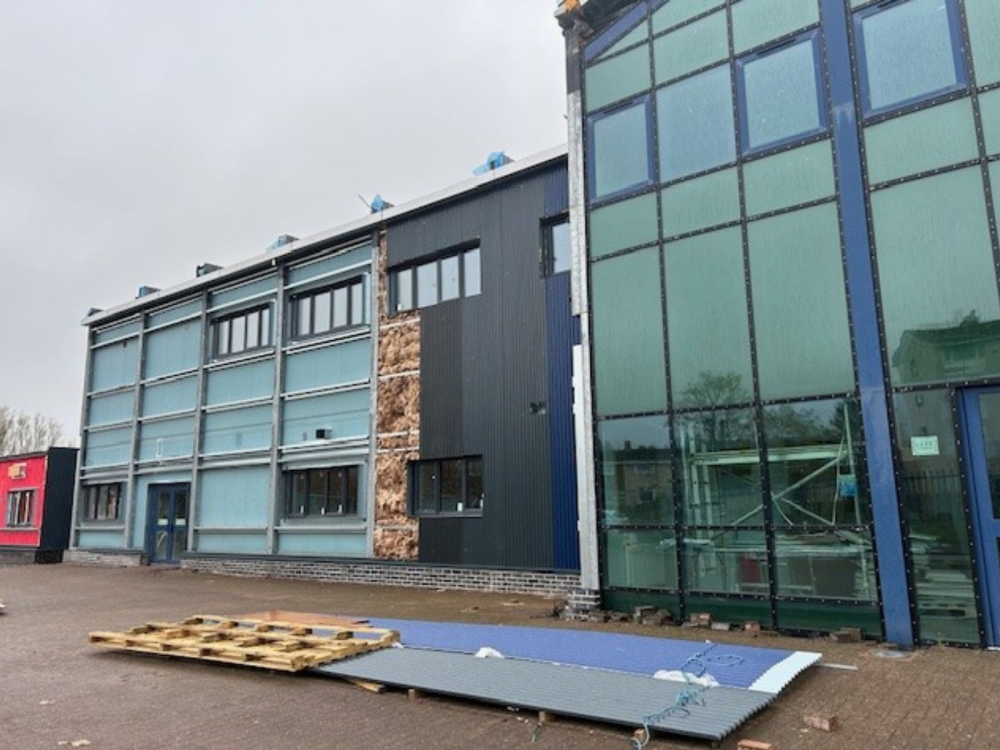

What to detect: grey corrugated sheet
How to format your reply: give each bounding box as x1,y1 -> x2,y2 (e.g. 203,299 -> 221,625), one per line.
316,649 -> 774,741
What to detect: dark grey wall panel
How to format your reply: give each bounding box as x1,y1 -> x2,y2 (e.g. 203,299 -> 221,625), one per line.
387,162 -> 570,570
41,447 -> 79,551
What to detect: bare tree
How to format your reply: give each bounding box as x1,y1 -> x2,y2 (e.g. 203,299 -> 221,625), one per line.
0,406 -> 65,456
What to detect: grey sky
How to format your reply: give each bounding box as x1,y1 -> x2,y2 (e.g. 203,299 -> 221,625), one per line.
0,1 -> 568,439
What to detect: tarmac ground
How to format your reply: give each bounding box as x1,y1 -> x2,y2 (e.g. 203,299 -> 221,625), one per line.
1,564 -> 999,750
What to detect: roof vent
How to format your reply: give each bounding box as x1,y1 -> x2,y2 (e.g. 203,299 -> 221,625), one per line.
136,285 -> 160,298
370,194 -> 394,213
473,151 -> 514,175
86,307 -> 103,316
196,263 -> 222,277
267,234 -> 298,251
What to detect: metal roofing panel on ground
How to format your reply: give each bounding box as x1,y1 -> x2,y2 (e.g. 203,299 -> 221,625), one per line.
365,618 -> 820,692
317,648 -> 775,742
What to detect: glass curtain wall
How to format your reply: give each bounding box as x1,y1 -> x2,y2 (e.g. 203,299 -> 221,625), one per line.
585,0 -> 880,633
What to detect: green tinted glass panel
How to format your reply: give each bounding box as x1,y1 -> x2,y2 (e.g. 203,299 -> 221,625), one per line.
662,167 -> 739,237
749,204 -> 855,400
741,38 -> 824,152
665,228 -> 753,408
732,0 -> 818,53
764,399 -> 872,526
654,10 -> 728,83
599,416 -> 672,525
892,391 -> 979,644
652,0 -> 724,33
657,65 -> 736,181
865,98 -> 978,184
858,0 -> 962,113
676,408 -> 761,526
596,21 -> 649,61
966,0 -> 1000,87
586,45 -> 652,112
684,529 -> 769,595
775,530 -> 876,601
591,249 -> 667,416
590,193 -> 659,258
981,88 -> 1000,157
591,102 -> 652,199
744,139 -> 834,216
604,529 -> 678,589
872,168 -> 1000,386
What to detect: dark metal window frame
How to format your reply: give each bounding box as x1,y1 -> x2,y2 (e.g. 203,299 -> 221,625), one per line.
5,488 -> 36,528
853,0 -> 968,119
541,215 -> 571,277
586,93 -> 656,204
82,482 -> 123,523
388,244 -> 481,315
285,466 -> 359,518
735,30 -> 830,156
291,277 -> 366,339
409,456 -> 484,517
212,303 -> 272,358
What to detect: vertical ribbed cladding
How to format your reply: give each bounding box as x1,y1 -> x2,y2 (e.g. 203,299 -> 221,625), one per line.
40,447 -> 79,552
387,160 -> 568,569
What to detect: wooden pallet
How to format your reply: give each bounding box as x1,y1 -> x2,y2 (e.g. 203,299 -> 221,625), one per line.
88,614 -> 398,672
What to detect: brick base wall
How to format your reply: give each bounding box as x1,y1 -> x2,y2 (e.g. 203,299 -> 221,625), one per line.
0,548 -> 63,565
180,555 -> 580,597
65,549 -> 145,568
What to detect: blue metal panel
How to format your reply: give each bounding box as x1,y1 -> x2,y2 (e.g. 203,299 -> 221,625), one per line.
86,391 -> 134,427
959,390 -> 1000,645
93,319 -> 141,345
281,389 -> 369,446
284,338 -> 371,394
286,244 -> 371,286
83,426 -> 132,468
138,416 -> 196,461
76,530 -> 127,549
197,466 -> 271,527
546,272 -> 580,571
209,275 -> 278,309
147,298 -> 202,329
201,405 -> 272,455
194,532 -> 268,554
583,1 -> 650,62
90,339 -> 139,392
544,162 -> 570,218
275,532 -> 367,556
821,0 -> 913,646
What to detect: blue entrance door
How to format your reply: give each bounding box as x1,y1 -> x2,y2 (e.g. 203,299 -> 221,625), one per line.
961,390 -> 1000,645
146,484 -> 189,564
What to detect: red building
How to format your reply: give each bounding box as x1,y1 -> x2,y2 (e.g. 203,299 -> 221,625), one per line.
0,448 -> 77,563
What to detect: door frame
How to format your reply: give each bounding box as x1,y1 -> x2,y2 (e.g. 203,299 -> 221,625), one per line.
958,388 -> 1000,645
145,483 -> 190,565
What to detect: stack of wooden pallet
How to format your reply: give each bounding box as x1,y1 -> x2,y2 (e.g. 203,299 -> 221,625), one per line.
88,614 -> 398,672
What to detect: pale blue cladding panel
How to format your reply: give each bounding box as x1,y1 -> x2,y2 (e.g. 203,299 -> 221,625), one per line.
147,298 -> 202,329
281,390 -> 370,445
76,530 -> 127,549
145,320 -> 202,379
201,405 -> 273,454
91,339 -> 139,392
138,416 -> 196,461
83,427 -> 132,467
209,275 -> 278,309
276,532 -> 367,556
87,391 -> 134,427
197,465 -> 271,527
287,245 -> 371,285
205,359 -> 275,406
142,376 -> 198,417
284,338 -> 371,394
194,532 -> 268,554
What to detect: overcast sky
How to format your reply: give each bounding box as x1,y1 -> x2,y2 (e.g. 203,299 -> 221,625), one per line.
0,1 -> 568,439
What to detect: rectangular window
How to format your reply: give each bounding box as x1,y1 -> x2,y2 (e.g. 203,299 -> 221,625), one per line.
544,219 -> 571,276
588,97 -> 653,200
855,0 -> 966,116
389,247 -> 481,314
82,483 -> 122,522
212,305 -> 271,358
285,466 -> 359,517
410,457 -> 484,515
292,278 -> 365,338
737,33 -> 826,154
5,489 -> 35,527
657,64 -> 735,181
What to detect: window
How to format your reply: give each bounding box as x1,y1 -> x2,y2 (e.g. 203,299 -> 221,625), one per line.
737,34 -> 826,154
855,0 -> 966,116
390,248 -> 481,313
544,219 -> 571,276
410,457 -> 483,515
286,466 -> 359,517
213,305 -> 271,357
292,278 -> 365,337
657,65 -> 735,181
588,97 -> 653,200
82,483 -> 122,522
5,490 -> 35,527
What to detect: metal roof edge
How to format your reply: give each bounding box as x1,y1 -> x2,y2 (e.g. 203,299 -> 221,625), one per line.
82,143 -> 569,328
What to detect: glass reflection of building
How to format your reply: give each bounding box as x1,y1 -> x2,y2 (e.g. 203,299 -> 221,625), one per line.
572,0 -> 1000,644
